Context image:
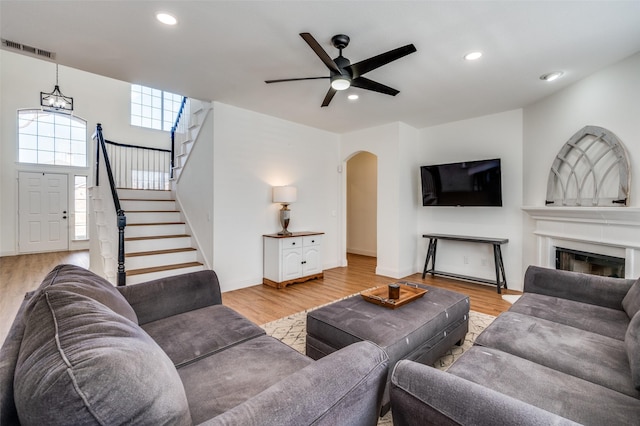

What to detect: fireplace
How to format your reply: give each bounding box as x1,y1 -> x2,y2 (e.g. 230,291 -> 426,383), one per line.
555,247 -> 625,278
522,206 -> 640,283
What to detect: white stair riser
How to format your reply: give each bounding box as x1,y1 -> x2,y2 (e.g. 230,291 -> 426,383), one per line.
118,189 -> 173,200
121,200 -> 176,211
126,265 -> 204,285
126,211 -> 181,224
126,250 -> 197,270
126,223 -> 186,237
125,236 -> 192,253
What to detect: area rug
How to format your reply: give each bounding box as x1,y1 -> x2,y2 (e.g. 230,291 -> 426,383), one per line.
261,296 -> 496,426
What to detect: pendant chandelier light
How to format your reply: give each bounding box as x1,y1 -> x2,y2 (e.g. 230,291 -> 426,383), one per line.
40,64 -> 74,112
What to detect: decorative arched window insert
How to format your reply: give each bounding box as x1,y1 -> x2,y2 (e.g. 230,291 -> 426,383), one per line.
546,126 -> 630,206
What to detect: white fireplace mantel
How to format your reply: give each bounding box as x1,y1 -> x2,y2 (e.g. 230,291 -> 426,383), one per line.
522,206 -> 640,227
522,206 -> 640,278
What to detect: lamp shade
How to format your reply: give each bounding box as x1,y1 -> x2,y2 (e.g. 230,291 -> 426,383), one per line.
273,186 -> 297,204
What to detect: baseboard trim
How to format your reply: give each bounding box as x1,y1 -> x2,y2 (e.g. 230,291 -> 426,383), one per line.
346,248 -> 377,257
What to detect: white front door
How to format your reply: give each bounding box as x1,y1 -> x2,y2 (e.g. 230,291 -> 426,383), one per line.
18,172 -> 69,253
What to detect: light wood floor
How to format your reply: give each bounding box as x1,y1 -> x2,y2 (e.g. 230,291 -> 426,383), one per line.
223,253 -> 520,324
0,251 -> 520,344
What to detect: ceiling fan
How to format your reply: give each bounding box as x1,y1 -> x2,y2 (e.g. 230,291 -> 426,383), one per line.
265,33 -> 417,107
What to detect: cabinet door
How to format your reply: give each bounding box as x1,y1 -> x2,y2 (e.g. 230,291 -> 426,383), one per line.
303,245 -> 322,275
282,248 -> 303,280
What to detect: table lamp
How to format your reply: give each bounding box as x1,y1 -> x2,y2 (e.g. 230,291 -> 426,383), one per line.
273,186 -> 297,235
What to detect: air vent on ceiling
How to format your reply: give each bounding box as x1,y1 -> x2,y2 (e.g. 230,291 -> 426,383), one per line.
1,38 -> 56,60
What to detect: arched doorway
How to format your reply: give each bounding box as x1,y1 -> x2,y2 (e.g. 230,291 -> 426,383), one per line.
346,152 -> 377,261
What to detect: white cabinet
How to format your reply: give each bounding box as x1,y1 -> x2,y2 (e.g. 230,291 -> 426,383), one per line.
263,232 -> 323,288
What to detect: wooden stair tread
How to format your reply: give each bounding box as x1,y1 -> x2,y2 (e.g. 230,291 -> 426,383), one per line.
126,247 -> 196,257
121,200 -> 175,202
117,188 -> 170,192
127,222 -> 184,226
126,262 -> 203,276
125,210 -> 179,213
125,234 -> 190,241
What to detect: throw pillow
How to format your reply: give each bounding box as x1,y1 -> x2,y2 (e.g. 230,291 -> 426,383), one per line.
622,278 -> 640,319
627,311 -> 640,391
36,264 -> 138,323
14,290 -> 191,426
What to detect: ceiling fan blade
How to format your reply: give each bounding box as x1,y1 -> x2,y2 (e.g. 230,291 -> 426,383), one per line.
300,32 -> 341,74
351,77 -> 400,96
321,87 -> 337,107
346,44 -> 417,78
265,76 -> 329,84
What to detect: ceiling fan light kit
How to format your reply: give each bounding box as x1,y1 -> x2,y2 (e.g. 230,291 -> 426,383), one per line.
331,76 -> 351,90
265,32 -> 416,107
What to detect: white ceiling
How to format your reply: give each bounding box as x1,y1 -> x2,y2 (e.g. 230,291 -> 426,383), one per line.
2,1 -> 640,134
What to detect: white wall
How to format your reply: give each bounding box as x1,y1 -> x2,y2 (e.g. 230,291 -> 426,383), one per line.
176,106 -> 215,269
522,52 -> 640,269
212,102 -> 341,292
0,50 -> 173,256
347,152 -> 377,256
417,109 -> 524,290
341,122 -> 419,279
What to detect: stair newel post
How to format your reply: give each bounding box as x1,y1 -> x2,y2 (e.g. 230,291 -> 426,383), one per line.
95,123 -> 102,187
170,130 -> 175,179
117,209 -> 126,286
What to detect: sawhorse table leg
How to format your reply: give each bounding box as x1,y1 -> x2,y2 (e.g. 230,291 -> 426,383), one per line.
422,238 -> 437,278
493,244 -> 507,294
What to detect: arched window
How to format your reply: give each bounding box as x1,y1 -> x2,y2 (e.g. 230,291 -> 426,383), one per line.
546,126 -> 630,206
18,109 -> 87,167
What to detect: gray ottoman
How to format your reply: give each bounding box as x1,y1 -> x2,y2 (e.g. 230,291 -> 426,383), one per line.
306,282 -> 469,414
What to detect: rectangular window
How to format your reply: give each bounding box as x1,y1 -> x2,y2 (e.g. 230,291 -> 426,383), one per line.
131,84 -> 183,131
74,175 -> 88,240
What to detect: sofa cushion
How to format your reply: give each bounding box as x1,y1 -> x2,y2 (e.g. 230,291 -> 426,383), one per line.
475,311 -> 637,398
622,278 -> 640,319
627,312 -> 640,391
509,292 -> 629,340
0,293 -> 33,425
38,264 -> 138,323
178,334 -> 313,423
14,289 -> 191,426
447,346 -> 640,425
142,304 -> 266,367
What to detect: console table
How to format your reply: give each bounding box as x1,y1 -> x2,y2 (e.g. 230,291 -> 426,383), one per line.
421,233 -> 508,293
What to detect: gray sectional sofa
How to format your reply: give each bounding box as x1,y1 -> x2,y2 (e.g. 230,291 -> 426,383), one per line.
0,264 -> 389,425
390,265 -> 640,425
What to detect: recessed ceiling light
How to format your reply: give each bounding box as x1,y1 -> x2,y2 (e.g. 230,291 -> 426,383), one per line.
156,12 -> 177,26
464,51 -> 482,61
347,94 -> 359,101
540,71 -> 564,82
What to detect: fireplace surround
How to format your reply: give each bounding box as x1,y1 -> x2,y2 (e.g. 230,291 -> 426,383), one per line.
523,206 -> 640,279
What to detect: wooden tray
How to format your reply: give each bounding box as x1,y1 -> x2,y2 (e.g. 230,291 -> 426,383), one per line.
360,283 -> 428,309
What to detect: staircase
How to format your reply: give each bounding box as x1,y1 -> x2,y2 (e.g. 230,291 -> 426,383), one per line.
91,98 -> 211,286
171,99 -> 210,182
119,188 -> 203,285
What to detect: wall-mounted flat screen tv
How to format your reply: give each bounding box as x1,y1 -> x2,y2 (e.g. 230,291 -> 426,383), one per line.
420,158 -> 502,206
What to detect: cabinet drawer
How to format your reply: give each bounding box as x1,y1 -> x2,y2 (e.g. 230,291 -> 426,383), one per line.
282,237 -> 303,249
303,235 -> 322,246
